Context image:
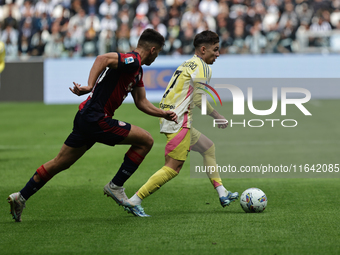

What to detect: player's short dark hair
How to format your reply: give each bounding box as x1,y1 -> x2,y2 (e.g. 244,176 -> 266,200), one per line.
138,28 -> 165,49
193,30 -> 220,49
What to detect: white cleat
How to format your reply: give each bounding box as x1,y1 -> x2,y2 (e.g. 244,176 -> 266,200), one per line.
103,182 -> 135,208
8,192 -> 26,222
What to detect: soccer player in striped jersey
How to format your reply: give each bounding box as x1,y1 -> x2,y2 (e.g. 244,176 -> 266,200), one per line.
126,30 -> 239,217
7,29 -> 177,222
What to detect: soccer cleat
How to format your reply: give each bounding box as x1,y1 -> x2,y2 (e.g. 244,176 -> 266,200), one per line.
220,191 -> 239,207
7,192 -> 26,222
124,205 -> 150,217
103,182 -> 135,208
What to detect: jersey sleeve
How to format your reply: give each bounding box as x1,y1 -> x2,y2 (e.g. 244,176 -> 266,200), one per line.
117,53 -> 141,73
136,68 -> 144,87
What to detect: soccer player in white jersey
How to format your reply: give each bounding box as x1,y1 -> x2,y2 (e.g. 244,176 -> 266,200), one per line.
126,30 -> 239,217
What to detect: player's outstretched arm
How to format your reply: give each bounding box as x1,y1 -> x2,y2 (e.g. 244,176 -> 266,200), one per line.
132,86 -> 178,123
70,53 -> 119,96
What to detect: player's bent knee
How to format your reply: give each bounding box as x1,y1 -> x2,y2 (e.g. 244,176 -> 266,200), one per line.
140,130 -> 154,150
139,139 -> 153,154
165,157 -> 184,173
174,164 -> 183,173
145,135 -> 154,149
129,125 -> 154,149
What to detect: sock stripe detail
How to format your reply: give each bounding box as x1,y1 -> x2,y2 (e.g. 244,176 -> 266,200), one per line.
36,165 -> 53,182
126,148 -> 144,165
212,180 -> 222,188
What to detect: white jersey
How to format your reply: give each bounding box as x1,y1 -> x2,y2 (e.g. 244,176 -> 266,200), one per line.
159,55 -> 211,133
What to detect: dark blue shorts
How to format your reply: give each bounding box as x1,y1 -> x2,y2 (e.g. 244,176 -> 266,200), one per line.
64,111 -> 131,149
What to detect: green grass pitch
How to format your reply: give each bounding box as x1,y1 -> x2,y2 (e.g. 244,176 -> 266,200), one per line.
0,100 -> 339,255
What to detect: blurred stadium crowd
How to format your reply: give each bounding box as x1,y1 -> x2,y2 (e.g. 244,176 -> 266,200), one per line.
1,0 -> 340,58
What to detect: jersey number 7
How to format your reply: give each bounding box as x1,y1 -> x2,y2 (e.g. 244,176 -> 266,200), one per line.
162,70 -> 183,98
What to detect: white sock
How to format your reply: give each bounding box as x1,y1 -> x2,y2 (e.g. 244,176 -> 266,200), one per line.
130,193 -> 142,205
216,185 -> 228,198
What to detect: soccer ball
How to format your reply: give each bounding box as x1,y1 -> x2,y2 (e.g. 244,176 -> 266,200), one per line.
240,188 -> 267,213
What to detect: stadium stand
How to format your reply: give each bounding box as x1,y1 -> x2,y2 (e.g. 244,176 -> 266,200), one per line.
1,0 -> 340,59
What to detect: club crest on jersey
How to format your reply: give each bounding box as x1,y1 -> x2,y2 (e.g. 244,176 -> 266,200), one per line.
124,57 -> 134,64
118,121 -> 126,126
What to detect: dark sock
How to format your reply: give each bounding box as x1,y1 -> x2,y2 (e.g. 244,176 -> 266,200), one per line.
20,165 -> 53,201
20,172 -> 47,200
111,152 -> 142,186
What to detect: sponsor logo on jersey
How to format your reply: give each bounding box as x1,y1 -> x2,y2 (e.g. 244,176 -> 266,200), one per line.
124,57 -> 134,64
160,103 -> 175,110
118,121 -> 126,126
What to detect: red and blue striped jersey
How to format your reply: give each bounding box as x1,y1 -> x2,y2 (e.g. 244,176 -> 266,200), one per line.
79,51 -> 144,122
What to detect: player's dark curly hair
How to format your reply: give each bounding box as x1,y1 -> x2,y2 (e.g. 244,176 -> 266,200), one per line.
193,30 -> 220,49
138,28 -> 165,49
